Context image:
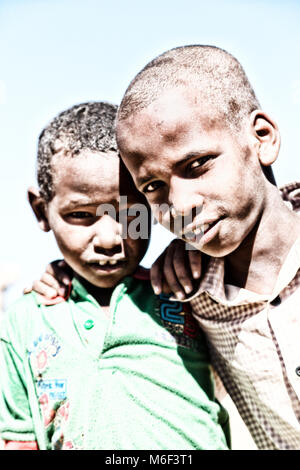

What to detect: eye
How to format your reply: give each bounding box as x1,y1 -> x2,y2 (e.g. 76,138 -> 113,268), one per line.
186,155 -> 217,174
142,180 -> 165,194
68,211 -> 93,219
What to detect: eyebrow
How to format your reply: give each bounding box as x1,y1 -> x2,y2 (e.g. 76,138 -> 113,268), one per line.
61,199 -> 97,210
137,174 -> 156,188
136,151 -> 214,187
173,151 -> 214,168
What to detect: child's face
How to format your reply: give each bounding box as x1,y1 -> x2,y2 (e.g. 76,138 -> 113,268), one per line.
43,150 -> 149,288
117,87 -> 270,257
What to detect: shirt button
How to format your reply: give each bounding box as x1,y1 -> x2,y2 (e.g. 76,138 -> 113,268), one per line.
296,367 -> 300,377
84,319 -> 94,330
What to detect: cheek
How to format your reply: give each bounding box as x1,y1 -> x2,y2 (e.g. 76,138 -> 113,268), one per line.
212,160 -> 251,204
220,168 -> 263,224
52,225 -> 88,258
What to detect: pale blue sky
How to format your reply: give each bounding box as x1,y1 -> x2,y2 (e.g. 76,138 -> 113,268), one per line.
1,0 -> 300,306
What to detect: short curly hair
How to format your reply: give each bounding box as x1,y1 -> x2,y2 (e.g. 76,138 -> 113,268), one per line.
37,101 -> 118,202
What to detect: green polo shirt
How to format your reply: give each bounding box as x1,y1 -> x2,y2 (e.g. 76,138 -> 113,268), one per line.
0,275 -> 230,450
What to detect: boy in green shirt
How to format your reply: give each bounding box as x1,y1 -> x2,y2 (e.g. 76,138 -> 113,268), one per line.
0,101 -> 229,450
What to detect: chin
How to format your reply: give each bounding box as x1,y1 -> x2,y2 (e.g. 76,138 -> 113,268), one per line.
91,274 -> 125,289
73,270 -> 120,290
194,240 -> 241,258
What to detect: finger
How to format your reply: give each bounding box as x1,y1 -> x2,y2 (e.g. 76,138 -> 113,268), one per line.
45,259 -> 73,286
188,247 -> 202,279
40,272 -> 67,297
161,280 -> 171,294
163,243 -> 186,300
32,280 -> 58,299
150,254 -> 164,295
173,242 -> 194,295
40,272 -> 61,291
23,286 -> 32,294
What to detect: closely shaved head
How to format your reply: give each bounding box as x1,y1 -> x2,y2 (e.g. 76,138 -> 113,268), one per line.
117,44 -> 276,184
118,45 -> 260,130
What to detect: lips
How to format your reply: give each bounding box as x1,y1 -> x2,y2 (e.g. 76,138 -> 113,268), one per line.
181,219 -> 216,237
88,258 -> 127,271
180,216 -> 225,242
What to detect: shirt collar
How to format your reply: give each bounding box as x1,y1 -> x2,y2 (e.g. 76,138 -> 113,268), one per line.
37,266 -> 147,307
70,267 -> 148,303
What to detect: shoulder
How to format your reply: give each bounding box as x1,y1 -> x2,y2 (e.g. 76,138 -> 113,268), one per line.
126,273 -> 205,350
1,292 -> 42,344
3,292 -> 39,320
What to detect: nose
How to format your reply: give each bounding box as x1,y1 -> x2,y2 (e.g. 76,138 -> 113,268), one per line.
93,214 -> 124,255
169,176 -> 204,217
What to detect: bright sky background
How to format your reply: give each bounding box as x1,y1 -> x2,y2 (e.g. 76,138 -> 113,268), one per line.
1,0 -> 300,307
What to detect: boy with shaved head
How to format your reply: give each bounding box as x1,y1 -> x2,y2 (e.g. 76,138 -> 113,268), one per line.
116,45 -> 300,449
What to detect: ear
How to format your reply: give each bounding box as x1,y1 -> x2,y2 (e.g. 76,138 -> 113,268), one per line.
249,110 -> 281,165
27,187 -> 51,232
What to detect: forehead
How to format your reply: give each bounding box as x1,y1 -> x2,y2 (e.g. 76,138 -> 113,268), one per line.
117,87 -> 233,178
51,150 -> 120,204
51,149 -> 145,205
119,88 -> 226,152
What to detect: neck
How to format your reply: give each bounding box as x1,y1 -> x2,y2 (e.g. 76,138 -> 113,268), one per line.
75,275 -> 115,306
225,186 -> 300,294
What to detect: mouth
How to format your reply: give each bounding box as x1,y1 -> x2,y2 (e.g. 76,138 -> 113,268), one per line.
88,258 -> 127,273
181,216 -> 225,243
